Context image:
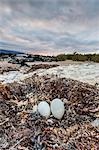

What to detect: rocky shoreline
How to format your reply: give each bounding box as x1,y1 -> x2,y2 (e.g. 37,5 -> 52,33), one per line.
0,74 -> 99,149
0,62 -> 58,74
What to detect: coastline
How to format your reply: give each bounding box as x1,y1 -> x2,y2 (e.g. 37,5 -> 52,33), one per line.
0,61 -> 99,86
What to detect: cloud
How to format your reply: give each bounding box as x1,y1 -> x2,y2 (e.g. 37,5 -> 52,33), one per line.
0,0 -> 99,54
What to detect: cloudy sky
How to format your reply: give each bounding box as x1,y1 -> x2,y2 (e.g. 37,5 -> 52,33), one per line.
0,0 -> 99,55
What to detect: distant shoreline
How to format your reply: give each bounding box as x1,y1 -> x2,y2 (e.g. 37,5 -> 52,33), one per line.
0,51 -> 99,63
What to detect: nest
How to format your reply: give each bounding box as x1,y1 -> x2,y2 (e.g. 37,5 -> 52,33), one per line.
0,75 -> 99,149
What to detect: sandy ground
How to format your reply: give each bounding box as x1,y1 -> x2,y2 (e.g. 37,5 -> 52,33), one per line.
0,60 -> 84,68
27,60 -> 84,66
0,61 -> 17,68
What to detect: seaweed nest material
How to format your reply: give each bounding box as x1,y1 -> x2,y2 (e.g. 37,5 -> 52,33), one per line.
0,75 -> 99,150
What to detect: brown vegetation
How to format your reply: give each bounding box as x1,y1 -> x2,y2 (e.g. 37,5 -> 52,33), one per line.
0,75 -> 99,149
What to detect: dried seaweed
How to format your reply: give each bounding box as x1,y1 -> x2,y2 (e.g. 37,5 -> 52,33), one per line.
0,75 -> 99,149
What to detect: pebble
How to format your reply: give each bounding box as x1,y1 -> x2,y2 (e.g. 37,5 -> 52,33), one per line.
91,118 -> 99,127
47,119 -> 54,125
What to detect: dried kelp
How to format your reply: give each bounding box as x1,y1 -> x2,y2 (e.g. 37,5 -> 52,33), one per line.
0,75 -> 99,149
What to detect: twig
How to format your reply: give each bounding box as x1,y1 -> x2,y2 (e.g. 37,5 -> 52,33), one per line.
9,133 -> 34,150
0,118 -> 9,126
9,136 -> 26,150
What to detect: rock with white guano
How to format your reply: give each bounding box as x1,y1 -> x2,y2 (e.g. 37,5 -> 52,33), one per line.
37,101 -> 50,118
51,98 -> 65,119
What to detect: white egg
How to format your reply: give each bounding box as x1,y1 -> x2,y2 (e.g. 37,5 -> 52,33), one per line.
37,101 -> 50,118
51,98 -> 65,119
